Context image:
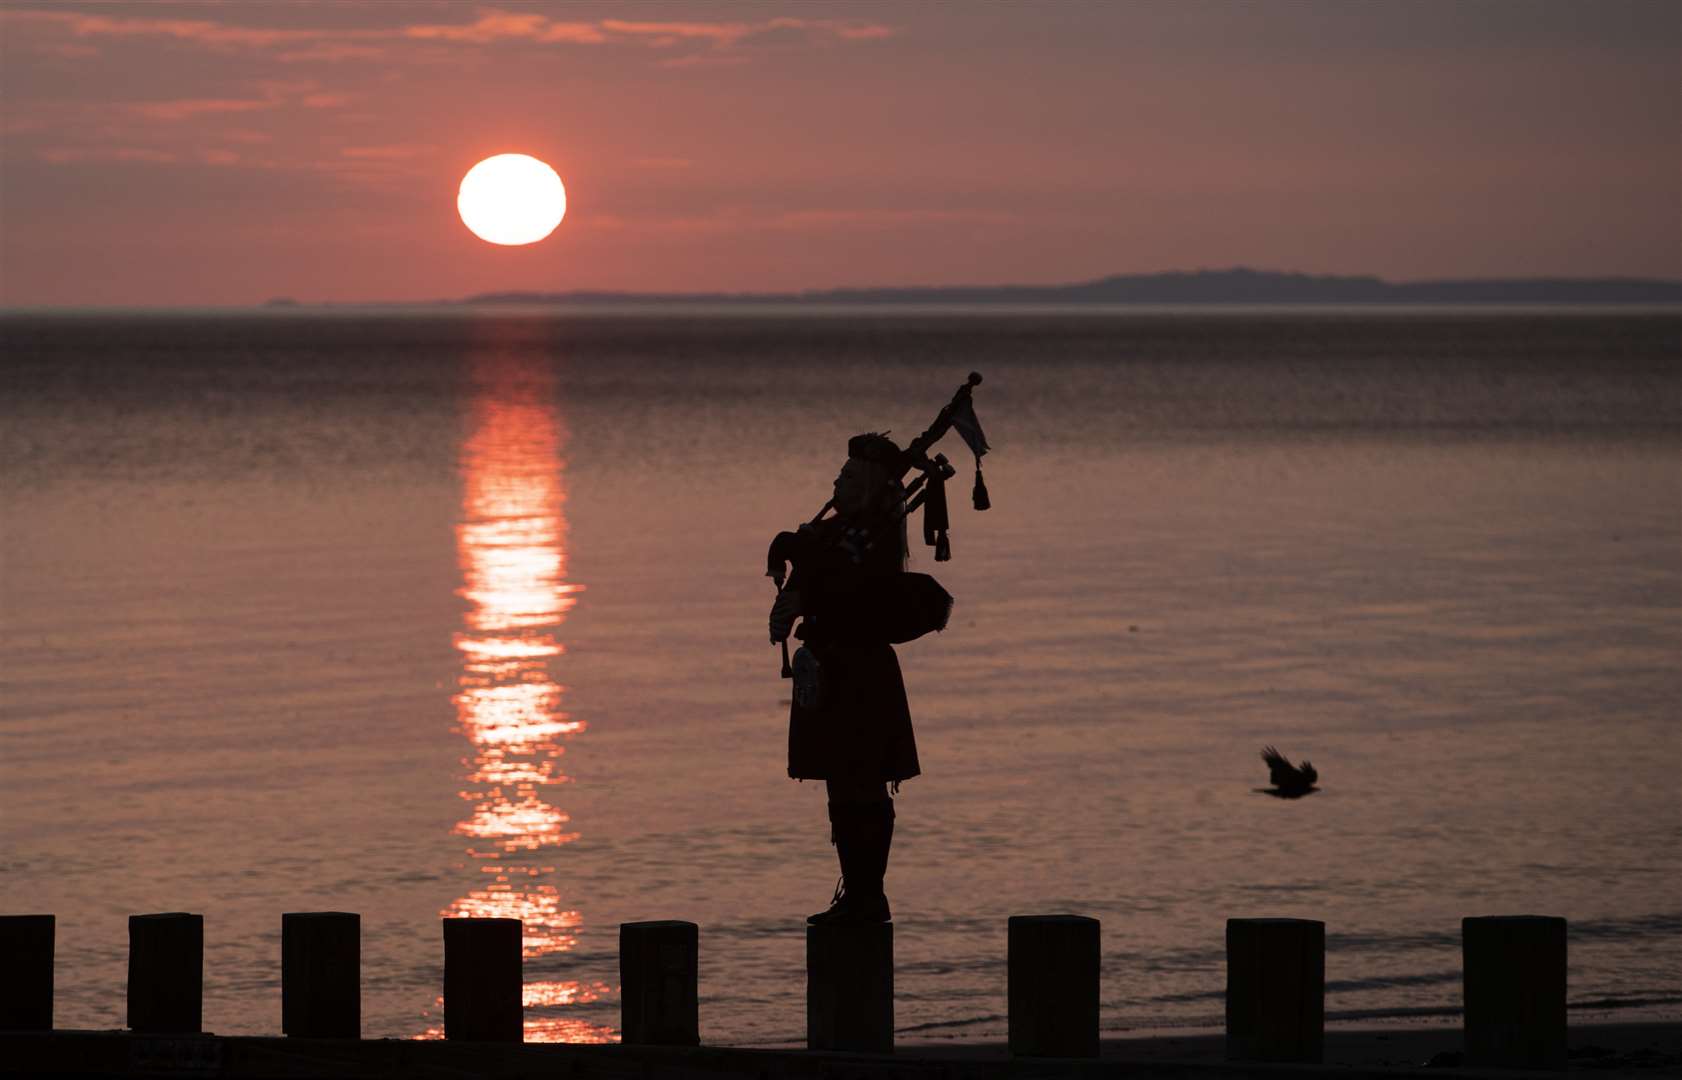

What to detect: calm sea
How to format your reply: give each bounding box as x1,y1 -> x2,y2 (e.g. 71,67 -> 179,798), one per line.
2,308 -> 1678,1044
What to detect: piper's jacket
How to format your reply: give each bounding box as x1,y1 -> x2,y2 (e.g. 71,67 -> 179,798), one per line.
785,516 -> 922,784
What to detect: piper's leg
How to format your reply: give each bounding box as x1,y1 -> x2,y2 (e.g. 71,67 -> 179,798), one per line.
854,800 -> 893,922
812,780 -> 893,924
810,780 -> 891,924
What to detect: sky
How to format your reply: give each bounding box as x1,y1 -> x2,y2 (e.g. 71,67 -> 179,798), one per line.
1,0 -> 1677,307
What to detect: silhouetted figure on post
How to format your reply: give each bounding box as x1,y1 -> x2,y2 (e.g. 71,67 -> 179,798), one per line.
770,435 -> 926,924
766,376 -> 988,924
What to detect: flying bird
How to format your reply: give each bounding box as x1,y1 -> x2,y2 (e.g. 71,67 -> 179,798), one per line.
1259,746 -> 1319,798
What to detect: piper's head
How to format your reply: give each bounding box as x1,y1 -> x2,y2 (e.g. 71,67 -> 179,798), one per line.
835,432 -> 904,519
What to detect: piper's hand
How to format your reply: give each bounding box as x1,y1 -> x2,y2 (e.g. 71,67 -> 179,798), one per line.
769,590 -> 802,644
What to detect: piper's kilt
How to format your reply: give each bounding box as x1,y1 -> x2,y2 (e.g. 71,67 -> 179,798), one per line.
787,640 -> 921,784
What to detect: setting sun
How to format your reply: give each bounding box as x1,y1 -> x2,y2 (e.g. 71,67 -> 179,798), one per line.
457,154 -> 567,246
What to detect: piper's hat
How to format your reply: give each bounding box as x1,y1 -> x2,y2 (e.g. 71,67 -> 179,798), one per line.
847,432 -> 901,467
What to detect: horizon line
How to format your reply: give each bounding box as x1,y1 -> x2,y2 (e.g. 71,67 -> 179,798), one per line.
4,266 -> 1680,313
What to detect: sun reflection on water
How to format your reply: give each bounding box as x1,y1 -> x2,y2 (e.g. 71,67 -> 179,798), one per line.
426,353 -> 615,1043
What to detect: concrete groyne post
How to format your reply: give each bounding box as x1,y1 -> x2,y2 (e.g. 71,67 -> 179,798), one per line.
443,918 -> 523,1042
128,913 -> 203,1034
1225,917 -> 1324,1063
0,915 -> 54,1031
1463,915 -> 1567,1070
807,922 -> 893,1053
620,920 -> 699,1046
282,912 -> 360,1039
1007,914 -> 1100,1058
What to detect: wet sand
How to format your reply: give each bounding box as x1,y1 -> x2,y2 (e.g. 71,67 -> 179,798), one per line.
4,1021 -> 1679,1077
900,1021 -> 1682,1071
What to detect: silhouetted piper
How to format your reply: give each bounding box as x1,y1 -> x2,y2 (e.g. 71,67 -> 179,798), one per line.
767,375 -> 989,925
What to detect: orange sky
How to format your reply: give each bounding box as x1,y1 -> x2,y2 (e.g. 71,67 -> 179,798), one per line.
1,1 -> 1677,307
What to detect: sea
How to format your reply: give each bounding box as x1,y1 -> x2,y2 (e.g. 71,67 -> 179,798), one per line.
1,307 -> 1678,1044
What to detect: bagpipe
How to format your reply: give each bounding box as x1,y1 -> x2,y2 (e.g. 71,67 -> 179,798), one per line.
767,372 -> 991,678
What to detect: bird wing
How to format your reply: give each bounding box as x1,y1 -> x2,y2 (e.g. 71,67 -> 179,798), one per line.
1300,761 -> 1317,785
1261,745 -> 1294,785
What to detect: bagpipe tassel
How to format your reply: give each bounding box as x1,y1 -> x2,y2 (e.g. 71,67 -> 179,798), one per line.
972,464 -> 990,512
934,531 -> 951,562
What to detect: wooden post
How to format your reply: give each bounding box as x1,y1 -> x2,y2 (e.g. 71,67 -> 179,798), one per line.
620,921 -> 699,1046
443,918 -> 522,1042
1463,915 -> 1567,1070
1226,917 -> 1323,1063
1008,914 -> 1100,1058
282,912 -> 360,1039
807,922 -> 893,1053
128,913 -> 203,1034
0,915 -> 54,1030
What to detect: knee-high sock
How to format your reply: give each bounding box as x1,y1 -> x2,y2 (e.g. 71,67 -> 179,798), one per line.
874,801 -> 896,895
842,800 -> 894,900
827,801 -> 861,891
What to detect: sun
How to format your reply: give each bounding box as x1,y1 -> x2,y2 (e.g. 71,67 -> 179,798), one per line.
457,154 -> 567,246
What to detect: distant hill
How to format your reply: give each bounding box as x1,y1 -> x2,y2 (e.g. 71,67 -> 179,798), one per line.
458,268 -> 1682,307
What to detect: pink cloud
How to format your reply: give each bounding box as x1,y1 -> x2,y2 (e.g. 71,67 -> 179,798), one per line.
278,43 -> 387,64
128,98 -> 277,121
3,9 -> 321,48
831,24 -> 895,41
340,144 -> 436,161
404,10 -> 602,45
762,17 -> 898,42
599,20 -> 751,45
120,80 -> 346,121
537,23 -> 612,44
657,53 -> 751,70
770,208 -> 1019,230
33,41 -> 101,59
1,6 -> 891,59
602,17 -> 895,48
586,206 -> 1016,237
38,146 -> 177,164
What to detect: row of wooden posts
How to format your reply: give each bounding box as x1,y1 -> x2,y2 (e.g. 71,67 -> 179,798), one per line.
0,912 -> 1569,1069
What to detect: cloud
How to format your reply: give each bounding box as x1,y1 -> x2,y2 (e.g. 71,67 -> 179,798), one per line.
586,206 -> 1016,237
128,98 -> 278,122
600,17 -> 895,48
277,42 -> 387,64
340,144 -> 437,161
830,24 -> 895,42
1,6 -> 892,61
33,41 -> 101,59
769,208 -> 1020,231
39,146 -> 177,164
3,9 -> 323,48
656,53 -> 752,70
405,10 -> 566,44
121,80 -> 347,122
599,20 -> 752,45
